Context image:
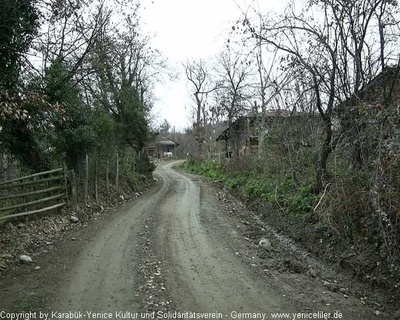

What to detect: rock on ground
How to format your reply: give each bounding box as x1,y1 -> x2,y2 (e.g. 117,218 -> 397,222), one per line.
70,216 -> 79,223
259,237 -> 273,250
19,255 -> 33,264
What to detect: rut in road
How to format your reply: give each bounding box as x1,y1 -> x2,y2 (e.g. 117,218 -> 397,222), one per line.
153,163 -> 291,313
52,169 -> 173,312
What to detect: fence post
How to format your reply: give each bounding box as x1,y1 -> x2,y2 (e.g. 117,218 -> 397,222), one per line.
106,159 -> 109,192
95,157 -> 98,202
63,162 -> 69,206
70,169 -> 77,212
115,152 -> 119,190
84,153 -> 89,204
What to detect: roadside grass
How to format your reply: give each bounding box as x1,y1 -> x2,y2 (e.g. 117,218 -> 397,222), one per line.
181,159 -> 317,220
181,156 -> 400,267
13,293 -> 42,312
181,155 -> 397,246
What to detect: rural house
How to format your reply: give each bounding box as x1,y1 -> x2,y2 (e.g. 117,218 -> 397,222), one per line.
216,110 -> 293,157
143,133 -> 180,158
334,66 -> 400,169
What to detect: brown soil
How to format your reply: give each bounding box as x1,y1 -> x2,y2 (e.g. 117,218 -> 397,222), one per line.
243,195 -> 400,312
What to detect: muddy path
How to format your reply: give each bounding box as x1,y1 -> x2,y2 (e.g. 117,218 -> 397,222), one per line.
151,163 -> 292,314
0,161 -> 394,319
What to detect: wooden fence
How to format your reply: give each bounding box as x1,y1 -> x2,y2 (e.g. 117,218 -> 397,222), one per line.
0,152 -> 122,221
0,168 -> 67,221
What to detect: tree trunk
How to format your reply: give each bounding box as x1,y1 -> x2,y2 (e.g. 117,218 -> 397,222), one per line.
246,117 -> 251,156
316,121 -> 333,193
84,153 -> 89,204
95,157 -> 98,202
196,104 -> 203,158
70,169 -> 77,212
115,152 -> 119,190
106,159 -> 109,192
258,115 -> 266,156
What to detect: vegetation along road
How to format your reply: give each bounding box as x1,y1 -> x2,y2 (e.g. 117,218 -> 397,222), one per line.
1,161 -> 394,319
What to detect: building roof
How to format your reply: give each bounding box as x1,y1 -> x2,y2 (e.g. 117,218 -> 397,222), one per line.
158,136 -> 180,146
143,133 -> 180,150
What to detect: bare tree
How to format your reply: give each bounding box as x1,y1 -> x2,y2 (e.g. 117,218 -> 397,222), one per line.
216,48 -> 252,157
245,0 -> 400,191
253,42 -> 292,155
36,0 -> 109,87
184,59 -> 216,158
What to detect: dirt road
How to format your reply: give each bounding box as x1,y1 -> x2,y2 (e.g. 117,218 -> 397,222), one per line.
54,161 -> 291,315
148,162 -> 292,314
1,161 -> 393,318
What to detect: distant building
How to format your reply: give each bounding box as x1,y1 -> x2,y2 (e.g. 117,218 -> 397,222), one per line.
143,133 -> 180,158
216,110 -> 299,157
216,110 -> 315,158
333,66 -> 400,168
335,65 -> 400,120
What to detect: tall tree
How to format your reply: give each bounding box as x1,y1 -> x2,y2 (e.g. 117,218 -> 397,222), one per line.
0,0 -> 38,92
87,9 -> 160,150
158,119 -> 171,135
216,49 -> 252,157
184,59 -> 217,158
0,0 -> 45,170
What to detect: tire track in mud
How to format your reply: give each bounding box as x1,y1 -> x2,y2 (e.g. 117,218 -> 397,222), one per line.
143,162 -> 293,315
51,166 -> 173,313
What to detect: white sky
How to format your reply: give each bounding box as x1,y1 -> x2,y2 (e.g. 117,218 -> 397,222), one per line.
140,0 -> 288,132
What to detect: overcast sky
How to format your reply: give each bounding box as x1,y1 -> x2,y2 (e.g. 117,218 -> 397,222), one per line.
140,0 -> 288,132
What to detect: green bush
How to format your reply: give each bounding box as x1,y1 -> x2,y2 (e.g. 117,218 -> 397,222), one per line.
183,160 -> 225,180
136,153 -> 156,177
284,182 -> 316,218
